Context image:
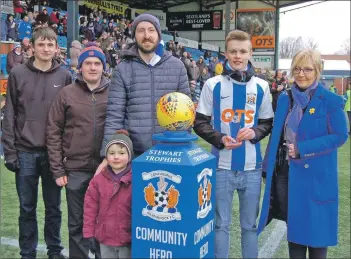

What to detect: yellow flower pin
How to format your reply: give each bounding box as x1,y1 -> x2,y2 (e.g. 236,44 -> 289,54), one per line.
309,108 -> 315,114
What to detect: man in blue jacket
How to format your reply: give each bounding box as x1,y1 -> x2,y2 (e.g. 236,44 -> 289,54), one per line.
96,14 -> 190,172
18,15 -> 32,41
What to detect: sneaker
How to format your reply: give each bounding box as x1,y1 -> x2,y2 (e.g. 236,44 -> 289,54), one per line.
49,253 -> 68,259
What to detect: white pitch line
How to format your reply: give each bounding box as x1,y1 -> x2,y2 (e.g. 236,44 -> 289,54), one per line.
2,221 -> 286,259
258,220 -> 287,258
1,237 -> 77,257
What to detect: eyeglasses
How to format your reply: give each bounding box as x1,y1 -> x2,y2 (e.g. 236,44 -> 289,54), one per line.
293,67 -> 314,75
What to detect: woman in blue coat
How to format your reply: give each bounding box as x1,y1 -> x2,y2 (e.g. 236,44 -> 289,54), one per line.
258,49 -> 348,259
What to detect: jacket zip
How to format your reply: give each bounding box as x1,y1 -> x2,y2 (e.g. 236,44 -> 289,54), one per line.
92,93 -> 97,171
150,67 -> 155,144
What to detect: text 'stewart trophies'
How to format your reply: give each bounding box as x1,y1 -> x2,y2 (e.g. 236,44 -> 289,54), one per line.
132,92 -> 216,258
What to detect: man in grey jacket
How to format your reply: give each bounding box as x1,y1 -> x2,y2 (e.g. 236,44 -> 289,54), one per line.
97,14 -> 190,171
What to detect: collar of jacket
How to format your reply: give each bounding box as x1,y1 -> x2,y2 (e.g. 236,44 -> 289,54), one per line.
120,42 -> 171,66
75,74 -> 110,93
102,163 -> 132,185
26,56 -> 62,73
222,60 -> 255,76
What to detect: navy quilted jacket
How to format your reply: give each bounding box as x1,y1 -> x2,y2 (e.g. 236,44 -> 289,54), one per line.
101,43 -> 190,156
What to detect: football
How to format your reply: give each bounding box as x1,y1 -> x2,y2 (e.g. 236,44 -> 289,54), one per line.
156,92 -> 195,131
154,191 -> 169,208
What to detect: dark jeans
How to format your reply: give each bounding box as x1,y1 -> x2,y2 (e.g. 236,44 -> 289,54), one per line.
288,242 -> 328,259
347,111 -> 351,134
16,151 -> 63,259
66,171 -> 101,259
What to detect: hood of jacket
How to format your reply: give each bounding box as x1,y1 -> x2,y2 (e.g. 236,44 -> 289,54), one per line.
75,73 -> 110,93
26,56 -> 62,73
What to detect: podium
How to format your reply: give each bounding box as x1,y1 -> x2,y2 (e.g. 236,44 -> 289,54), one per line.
132,131 -> 216,258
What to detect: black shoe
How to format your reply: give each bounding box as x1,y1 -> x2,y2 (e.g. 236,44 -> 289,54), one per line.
49,253 -> 68,259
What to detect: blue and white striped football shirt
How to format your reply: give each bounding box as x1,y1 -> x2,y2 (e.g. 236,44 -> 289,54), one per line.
197,75 -> 274,171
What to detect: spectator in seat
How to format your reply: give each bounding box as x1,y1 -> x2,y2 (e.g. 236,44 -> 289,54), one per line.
6,44 -> 24,74
6,14 -> 17,41
197,56 -> 206,76
13,0 -> 24,21
18,15 -> 32,41
1,15 -> 7,41
21,37 -> 30,52
50,9 -> 60,25
69,40 -> 82,68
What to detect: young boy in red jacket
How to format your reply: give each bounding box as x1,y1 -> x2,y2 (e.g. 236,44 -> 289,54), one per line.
83,130 -> 133,258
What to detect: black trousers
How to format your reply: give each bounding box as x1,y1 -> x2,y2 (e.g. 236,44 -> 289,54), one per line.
66,171 -> 101,259
275,170 -> 289,222
288,242 -> 328,259
275,170 -> 328,259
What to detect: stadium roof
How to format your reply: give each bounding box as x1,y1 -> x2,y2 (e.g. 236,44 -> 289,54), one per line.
116,0 -> 307,11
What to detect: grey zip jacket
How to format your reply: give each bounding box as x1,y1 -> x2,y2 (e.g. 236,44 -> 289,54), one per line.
101,43 -> 190,156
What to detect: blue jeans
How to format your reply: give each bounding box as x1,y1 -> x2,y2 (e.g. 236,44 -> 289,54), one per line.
0,131 -> 3,156
215,169 -> 262,259
16,151 -> 63,258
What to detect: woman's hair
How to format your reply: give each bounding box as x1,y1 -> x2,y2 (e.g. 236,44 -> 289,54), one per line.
290,49 -> 323,80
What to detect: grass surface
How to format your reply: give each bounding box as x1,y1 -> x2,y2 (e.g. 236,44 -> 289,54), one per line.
1,137 -> 350,258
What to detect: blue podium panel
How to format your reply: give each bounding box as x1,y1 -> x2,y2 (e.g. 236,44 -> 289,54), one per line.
132,142 -> 216,259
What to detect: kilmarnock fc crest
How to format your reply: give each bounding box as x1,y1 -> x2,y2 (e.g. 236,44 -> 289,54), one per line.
246,92 -> 257,104
142,170 -> 182,222
197,168 -> 213,219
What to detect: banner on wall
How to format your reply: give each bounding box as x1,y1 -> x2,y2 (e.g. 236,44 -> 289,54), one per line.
175,37 -> 198,49
133,9 -> 166,30
167,11 -> 223,31
83,0 -> 131,17
201,42 -> 219,52
1,0 -> 14,14
236,8 -> 276,52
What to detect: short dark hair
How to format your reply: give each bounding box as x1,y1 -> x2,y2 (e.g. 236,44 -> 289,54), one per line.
31,27 -> 57,45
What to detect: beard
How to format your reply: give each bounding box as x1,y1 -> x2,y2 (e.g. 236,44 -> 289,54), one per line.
136,39 -> 157,54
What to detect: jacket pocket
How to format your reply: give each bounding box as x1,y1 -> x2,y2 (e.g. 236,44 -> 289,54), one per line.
311,159 -> 337,202
63,128 -> 76,158
20,120 -> 45,147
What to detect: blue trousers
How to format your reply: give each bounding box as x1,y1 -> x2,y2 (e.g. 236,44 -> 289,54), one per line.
16,151 -> 63,258
215,169 -> 262,259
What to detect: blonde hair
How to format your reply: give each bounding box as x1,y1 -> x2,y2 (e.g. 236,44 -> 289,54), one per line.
290,49 -> 323,80
225,30 -> 252,50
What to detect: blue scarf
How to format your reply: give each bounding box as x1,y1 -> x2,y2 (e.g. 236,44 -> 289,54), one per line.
224,61 -> 252,82
148,40 -> 164,67
285,81 -> 318,145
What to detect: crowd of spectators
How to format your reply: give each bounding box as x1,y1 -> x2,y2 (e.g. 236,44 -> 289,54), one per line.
2,0 -> 241,103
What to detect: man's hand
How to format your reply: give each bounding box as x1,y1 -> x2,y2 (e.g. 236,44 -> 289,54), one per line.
288,144 -> 296,158
237,128 -> 256,141
55,176 -> 68,186
95,158 -> 108,175
222,136 -> 242,150
4,160 -> 20,173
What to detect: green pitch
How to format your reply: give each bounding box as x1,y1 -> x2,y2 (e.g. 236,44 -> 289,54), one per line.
1,137 -> 350,258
